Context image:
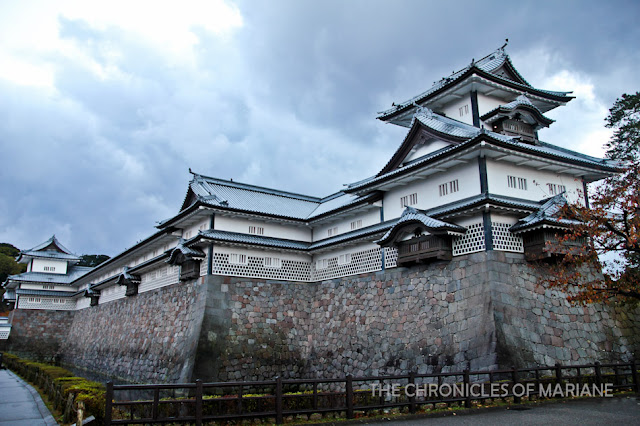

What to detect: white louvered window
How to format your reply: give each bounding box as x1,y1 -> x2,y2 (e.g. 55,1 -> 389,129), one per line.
350,220 -> 362,230
52,299 -> 65,304
400,193 -> 418,207
43,266 -> 56,272
42,284 -> 55,290
459,105 -> 469,117
28,297 -> 41,303
338,253 -> 352,265
547,183 -> 566,195
249,226 -> 264,235
439,179 -> 459,197
263,257 -> 282,268
316,259 -> 329,270
328,227 -> 338,237
508,176 -> 527,190
229,253 -> 248,265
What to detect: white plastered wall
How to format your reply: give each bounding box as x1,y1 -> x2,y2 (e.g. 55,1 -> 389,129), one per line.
31,258 -> 68,274
312,208 -> 380,242
485,158 -> 585,204
20,283 -> 76,292
383,163 -> 481,221
442,95 -> 474,125
403,140 -> 452,164
214,215 -> 312,242
476,93 -> 504,118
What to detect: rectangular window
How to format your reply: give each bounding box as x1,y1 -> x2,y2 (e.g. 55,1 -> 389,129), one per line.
53,299 -> 65,304
350,220 -> 362,230
184,230 -> 192,239
229,253 -> 248,265
28,297 -> 41,303
508,176 -> 527,190
459,104 -> 469,117
400,193 -> 418,207
439,179 -> 459,197
328,227 -> 338,237
338,253 -> 352,265
249,226 -> 264,235
43,266 -> 56,272
315,259 -> 328,270
263,257 -> 282,268
518,177 -> 527,190
42,284 -> 55,290
547,183 -> 566,195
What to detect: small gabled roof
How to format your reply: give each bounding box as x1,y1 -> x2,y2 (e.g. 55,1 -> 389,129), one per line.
481,94 -> 555,128
3,265 -> 93,288
377,109 -> 515,176
166,239 -> 206,265
114,266 -> 140,286
510,193 -> 579,233
17,235 -> 81,262
377,207 -> 466,246
377,44 -> 573,123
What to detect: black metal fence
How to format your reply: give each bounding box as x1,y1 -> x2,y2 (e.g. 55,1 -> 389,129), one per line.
105,360 -> 639,425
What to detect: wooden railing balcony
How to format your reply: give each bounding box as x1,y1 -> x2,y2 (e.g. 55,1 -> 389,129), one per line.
396,235 -> 452,265
523,230 -> 586,259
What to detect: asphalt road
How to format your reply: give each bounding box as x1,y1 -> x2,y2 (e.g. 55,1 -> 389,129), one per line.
365,396 -> 640,426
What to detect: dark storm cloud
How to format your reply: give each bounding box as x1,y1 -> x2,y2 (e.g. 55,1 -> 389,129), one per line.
0,0 -> 638,255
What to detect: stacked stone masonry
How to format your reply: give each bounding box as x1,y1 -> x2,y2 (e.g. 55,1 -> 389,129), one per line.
6,252 -> 640,384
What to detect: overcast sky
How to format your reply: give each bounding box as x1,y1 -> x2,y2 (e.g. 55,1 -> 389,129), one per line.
1,0 -> 639,256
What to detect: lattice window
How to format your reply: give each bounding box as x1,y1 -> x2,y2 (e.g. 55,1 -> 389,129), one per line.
384,247 -> 398,269
327,227 -> 338,237
229,253 -> 248,265
338,253 -> 352,265
492,222 -> 524,253
452,222 -> 485,255
313,247 -> 382,281
42,284 -> 55,290
350,220 -> 362,230
213,253 -> 312,282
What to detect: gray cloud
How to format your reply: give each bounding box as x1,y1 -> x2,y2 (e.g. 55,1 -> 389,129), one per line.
0,0 -> 638,255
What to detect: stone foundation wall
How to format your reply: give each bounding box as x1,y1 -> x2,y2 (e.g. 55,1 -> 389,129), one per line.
7,309 -> 75,360
5,252 -> 639,383
195,253 -> 499,382
60,280 -> 206,383
488,251 -> 640,366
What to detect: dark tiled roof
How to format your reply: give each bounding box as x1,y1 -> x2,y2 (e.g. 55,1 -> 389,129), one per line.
4,266 -> 93,286
510,194 -> 579,233
377,46 -> 572,121
15,289 -> 76,297
377,207 -> 466,245
18,235 -> 80,261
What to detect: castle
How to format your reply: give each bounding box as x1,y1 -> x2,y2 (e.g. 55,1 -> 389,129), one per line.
3,45 -> 639,383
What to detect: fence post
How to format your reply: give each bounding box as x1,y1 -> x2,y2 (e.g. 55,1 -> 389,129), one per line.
594,362 -> 602,387
346,374 -> 354,419
195,379 -> 203,426
152,388 -> 160,420
463,369 -> 471,408
105,381 -> 113,426
555,363 -> 563,385
631,359 -> 639,393
275,376 -> 283,425
408,371 -> 416,413
511,367 -> 521,404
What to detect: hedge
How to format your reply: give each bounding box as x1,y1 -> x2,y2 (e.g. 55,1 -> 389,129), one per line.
2,352 -> 105,423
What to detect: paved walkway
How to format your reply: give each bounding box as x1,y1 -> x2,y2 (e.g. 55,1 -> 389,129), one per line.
0,368 -> 57,425
368,395 -> 640,426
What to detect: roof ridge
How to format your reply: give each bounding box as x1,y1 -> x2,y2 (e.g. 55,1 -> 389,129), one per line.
191,171 -> 322,202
